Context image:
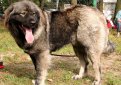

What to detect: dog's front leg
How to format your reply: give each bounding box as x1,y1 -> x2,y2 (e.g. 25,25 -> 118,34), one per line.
34,50 -> 51,85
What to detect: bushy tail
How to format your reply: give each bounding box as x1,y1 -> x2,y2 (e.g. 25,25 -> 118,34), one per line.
103,40 -> 116,54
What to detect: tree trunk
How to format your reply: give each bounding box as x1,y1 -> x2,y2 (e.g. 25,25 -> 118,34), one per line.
97,0 -> 103,11
115,0 -> 121,13
8,0 -> 13,5
0,0 -> 3,14
38,0 -> 45,9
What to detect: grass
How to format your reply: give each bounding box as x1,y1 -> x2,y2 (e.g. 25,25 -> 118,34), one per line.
109,29 -> 121,54
105,72 -> 121,85
0,22 -> 121,85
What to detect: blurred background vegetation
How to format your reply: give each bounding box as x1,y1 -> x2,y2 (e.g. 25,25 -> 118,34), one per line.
0,0 -> 93,12
0,0 -> 121,16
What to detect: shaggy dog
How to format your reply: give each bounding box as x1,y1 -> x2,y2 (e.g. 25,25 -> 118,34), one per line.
4,0 -> 111,85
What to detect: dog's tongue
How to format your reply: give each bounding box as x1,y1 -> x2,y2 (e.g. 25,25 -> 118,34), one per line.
25,29 -> 34,44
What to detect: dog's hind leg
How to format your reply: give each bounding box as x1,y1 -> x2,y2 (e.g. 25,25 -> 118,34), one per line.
31,50 -> 51,85
89,52 -> 101,85
72,44 -> 89,79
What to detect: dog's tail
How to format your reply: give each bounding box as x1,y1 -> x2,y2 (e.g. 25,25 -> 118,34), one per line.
103,40 -> 116,54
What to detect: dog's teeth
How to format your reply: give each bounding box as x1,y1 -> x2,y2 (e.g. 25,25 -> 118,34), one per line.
22,25 -> 24,28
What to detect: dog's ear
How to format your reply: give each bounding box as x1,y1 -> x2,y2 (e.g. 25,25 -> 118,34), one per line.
4,4 -> 14,27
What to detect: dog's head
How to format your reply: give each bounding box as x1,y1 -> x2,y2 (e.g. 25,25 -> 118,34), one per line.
4,0 -> 45,44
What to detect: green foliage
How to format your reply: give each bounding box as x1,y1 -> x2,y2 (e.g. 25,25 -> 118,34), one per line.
2,0 -> 19,10
1,0 -> 94,11
33,0 -> 40,6
2,0 -> 39,10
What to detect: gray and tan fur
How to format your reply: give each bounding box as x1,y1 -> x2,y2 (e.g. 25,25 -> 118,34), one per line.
4,0 -> 111,85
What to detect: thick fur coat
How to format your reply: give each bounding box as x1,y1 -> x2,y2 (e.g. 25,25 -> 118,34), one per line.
4,0 -> 110,85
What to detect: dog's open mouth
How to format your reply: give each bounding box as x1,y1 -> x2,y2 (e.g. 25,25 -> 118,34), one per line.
20,25 -> 34,44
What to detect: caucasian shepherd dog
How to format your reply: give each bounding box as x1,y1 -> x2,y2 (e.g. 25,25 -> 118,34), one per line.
4,0 -> 113,85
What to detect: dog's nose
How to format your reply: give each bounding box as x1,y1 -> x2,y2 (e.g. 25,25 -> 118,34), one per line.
30,20 -> 36,26
30,20 -> 36,24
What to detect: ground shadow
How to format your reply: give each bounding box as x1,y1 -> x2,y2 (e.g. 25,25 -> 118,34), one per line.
0,56 -> 95,82
0,61 -> 35,79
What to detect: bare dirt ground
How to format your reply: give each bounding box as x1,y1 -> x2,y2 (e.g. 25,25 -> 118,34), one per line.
51,52 -> 121,84
52,52 -> 121,74
0,52 -> 121,85
100,53 -> 121,79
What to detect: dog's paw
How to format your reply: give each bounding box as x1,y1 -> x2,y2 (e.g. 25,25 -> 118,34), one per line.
92,80 -> 101,85
72,75 -> 83,80
32,80 -> 45,85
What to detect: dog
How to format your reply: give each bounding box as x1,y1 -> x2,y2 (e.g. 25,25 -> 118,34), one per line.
4,0 -> 110,85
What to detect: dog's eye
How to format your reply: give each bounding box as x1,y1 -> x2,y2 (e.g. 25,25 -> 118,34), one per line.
32,12 -> 36,15
20,11 -> 27,17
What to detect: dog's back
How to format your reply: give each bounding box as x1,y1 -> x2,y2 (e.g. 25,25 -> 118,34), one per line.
65,5 -> 109,53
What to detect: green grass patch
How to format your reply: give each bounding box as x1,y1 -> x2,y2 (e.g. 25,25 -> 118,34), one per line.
52,44 -> 74,55
105,72 -> 121,85
0,23 -> 23,54
109,29 -> 121,54
0,73 -> 32,85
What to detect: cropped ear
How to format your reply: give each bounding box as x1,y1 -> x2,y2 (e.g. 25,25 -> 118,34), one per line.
4,5 -> 14,27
